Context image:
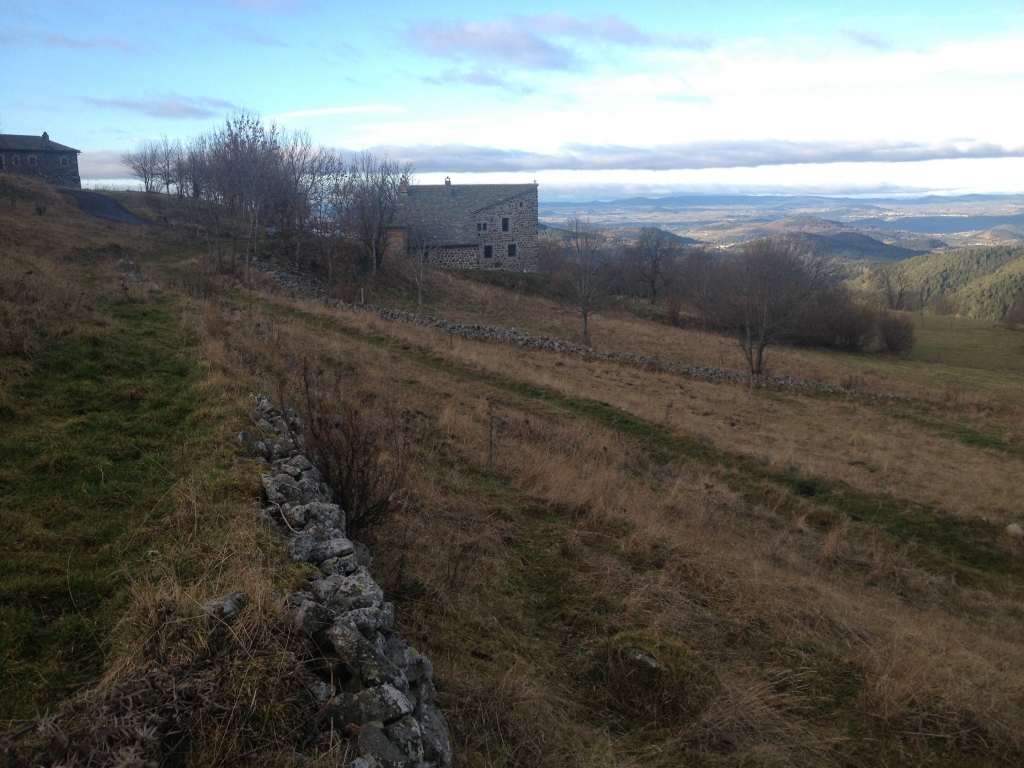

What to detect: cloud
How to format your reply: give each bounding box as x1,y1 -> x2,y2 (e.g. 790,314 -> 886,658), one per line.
2,31 -> 140,54
360,139 -> 1024,174
272,104 -> 405,119
421,69 -> 533,92
408,14 -> 711,71
535,13 -> 712,50
409,19 -> 576,70
79,150 -> 131,180
84,94 -> 237,119
840,29 -> 893,51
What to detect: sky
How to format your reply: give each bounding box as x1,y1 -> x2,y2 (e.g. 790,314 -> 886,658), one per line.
2,0 -> 1024,201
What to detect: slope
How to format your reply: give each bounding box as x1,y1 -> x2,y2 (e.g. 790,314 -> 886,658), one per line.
896,245 -> 1024,314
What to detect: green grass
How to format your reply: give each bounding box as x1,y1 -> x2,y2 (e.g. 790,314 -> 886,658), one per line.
266,299 -> 1024,594
910,313 -> 1024,374
0,295 -> 217,721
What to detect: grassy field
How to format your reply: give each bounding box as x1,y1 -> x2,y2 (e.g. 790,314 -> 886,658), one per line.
4,181 -> 1024,766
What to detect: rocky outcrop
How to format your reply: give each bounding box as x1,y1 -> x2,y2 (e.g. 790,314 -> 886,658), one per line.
249,394 -> 452,768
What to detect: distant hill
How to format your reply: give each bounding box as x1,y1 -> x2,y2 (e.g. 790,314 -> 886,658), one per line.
849,213 -> 1024,235
895,245 -> 1024,319
541,193 -> 1024,213
603,226 -> 700,246
763,215 -> 851,235
762,228 -> 926,262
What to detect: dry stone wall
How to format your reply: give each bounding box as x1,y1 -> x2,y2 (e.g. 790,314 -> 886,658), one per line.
252,258 -> 909,400
249,394 -> 452,768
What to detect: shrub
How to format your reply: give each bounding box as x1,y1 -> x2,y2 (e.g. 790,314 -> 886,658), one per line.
1002,297 -> 1024,331
878,311 -> 916,354
792,296 -> 878,351
928,292 -> 958,316
297,359 -> 409,538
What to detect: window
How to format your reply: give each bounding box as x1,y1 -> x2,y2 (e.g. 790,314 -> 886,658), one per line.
27,156 -> 37,167
508,243 -> 517,258
0,155 -> 4,170
12,156 -> 20,166
502,217 -> 509,232
60,157 -> 69,167
484,245 -> 493,259
477,221 -> 488,232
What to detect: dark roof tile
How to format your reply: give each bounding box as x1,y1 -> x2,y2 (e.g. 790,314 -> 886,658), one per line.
0,133 -> 80,153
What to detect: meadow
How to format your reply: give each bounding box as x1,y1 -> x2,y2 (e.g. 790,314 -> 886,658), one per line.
3,178 -> 1024,766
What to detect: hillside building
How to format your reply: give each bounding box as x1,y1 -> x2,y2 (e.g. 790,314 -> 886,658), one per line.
0,132 -> 82,188
394,178 -> 538,272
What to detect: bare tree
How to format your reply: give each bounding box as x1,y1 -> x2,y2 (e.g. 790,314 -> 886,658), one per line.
307,151 -> 351,293
121,140 -> 161,193
155,135 -> 180,195
407,226 -> 433,315
873,264 -> 911,310
563,215 -> 609,346
213,112 -> 283,280
633,227 -> 677,304
681,247 -> 718,330
349,152 -> 413,276
722,236 -> 832,375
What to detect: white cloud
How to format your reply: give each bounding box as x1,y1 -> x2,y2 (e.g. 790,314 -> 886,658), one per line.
839,29 -> 893,51
272,105 -> 405,119
84,94 -> 237,119
79,150 -> 130,180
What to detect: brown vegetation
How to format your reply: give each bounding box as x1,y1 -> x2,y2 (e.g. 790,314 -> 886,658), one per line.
5,177 -> 1024,766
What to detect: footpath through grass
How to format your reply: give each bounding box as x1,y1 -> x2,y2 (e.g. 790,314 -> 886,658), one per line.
0,295 -> 216,721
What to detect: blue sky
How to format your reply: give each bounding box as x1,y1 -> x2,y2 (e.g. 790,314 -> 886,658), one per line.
2,0 -> 1024,200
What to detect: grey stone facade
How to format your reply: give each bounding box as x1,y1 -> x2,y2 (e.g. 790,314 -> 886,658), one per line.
0,132 -> 82,188
394,179 -> 538,273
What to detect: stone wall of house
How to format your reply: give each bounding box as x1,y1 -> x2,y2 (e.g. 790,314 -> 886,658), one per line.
0,151 -> 81,188
473,190 -> 539,273
413,188 -> 539,274
429,245 -> 479,269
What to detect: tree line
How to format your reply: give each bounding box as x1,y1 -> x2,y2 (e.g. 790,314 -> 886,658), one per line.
121,112 -> 412,282
542,221 -> 916,373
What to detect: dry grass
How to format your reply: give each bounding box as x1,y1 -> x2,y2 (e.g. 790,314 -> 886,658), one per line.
185,284 -> 1024,765
6,182 -> 1024,766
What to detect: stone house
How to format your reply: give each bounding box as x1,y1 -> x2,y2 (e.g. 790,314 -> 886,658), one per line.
394,178 -> 538,272
0,132 -> 82,188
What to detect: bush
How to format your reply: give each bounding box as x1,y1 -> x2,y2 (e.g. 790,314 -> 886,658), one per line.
928,292 -> 958,316
1002,297 -> 1024,331
297,360 -> 409,537
791,294 -> 878,351
878,311 -> 916,354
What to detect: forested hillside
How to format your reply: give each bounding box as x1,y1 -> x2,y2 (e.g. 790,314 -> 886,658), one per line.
895,245 -> 1024,318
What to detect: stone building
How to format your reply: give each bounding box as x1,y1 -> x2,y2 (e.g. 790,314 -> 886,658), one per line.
394,178 -> 538,272
0,132 -> 82,188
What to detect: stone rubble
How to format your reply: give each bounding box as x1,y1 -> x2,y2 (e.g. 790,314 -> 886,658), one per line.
250,257 -> 909,401
248,393 -> 452,768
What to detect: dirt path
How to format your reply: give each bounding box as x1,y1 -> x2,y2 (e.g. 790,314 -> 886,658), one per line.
59,188 -> 154,226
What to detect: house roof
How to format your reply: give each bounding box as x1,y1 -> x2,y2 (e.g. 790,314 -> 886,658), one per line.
395,183 -> 536,246
0,133 -> 80,153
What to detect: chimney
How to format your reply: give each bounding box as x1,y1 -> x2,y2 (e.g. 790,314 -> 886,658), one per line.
42,132 -> 50,145
444,176 -> 452,197
398,180 -> 408,195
